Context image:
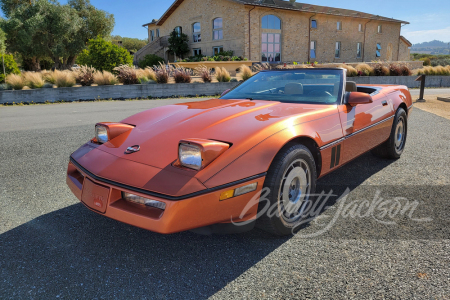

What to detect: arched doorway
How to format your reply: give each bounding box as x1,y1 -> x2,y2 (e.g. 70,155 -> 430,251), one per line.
261,15 -> 282,63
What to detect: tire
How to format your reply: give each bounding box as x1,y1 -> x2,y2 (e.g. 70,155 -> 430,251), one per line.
256,144 -> 317,236
371,108 -> 407,159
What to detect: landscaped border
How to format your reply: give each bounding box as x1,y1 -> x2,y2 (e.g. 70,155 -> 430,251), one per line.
1,76 -> 449,105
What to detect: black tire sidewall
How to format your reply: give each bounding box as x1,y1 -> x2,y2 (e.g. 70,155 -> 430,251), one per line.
391,108 -> 408,158
261,144 -> 317,235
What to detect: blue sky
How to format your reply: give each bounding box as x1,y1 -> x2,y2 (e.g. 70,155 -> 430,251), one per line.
14,0 -> 450,44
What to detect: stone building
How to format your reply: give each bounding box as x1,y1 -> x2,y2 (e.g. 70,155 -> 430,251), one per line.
134,0 -> 411,64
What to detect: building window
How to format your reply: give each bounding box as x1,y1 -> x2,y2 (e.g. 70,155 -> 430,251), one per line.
213,46 -> 223,55
193,48 -> 202,56
174,26 -> 182,36
310,41 -> 316,59
262,33 -> 281,62
193,22 -> 201,43
378,25 -> 382,33
311,19 -> 317,29
261,15 -> 281,63
376,43 -> 381,57
150,30 -> 155,42
213,18 -> 223,40
262,14 -> 281,30
337,21 -> 342,30
358,24 -> 363,32
357,42 -> 362,58
156,29 -> 160,38
335,42 -> 341,58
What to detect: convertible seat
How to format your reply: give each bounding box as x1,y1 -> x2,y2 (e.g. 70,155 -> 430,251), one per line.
285,83 -> 304,95
346,81 -> 357,92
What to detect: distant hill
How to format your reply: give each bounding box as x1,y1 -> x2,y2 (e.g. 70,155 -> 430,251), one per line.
411,40 -> 450,55
412,40 -> 449,48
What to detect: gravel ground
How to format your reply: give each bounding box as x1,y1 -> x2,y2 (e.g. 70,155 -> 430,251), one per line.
0,97 -> 449,299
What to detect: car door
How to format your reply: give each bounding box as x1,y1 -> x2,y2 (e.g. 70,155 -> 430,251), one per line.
338,88 -> 394,164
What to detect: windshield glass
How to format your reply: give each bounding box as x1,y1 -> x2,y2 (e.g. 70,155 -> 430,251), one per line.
221,69 -> 344,104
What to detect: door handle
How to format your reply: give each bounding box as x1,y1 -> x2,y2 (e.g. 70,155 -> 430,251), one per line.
382,100 -> 388,106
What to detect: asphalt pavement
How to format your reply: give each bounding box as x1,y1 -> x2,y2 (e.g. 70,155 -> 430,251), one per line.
0,94 -> 449,299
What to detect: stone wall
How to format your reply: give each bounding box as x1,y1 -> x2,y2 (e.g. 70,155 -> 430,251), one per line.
0,82 -> 240,104
398,38 -> 411,62
1,76 -> 449,104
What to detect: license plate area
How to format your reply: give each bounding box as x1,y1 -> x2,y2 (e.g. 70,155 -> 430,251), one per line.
81,178 -> 110,213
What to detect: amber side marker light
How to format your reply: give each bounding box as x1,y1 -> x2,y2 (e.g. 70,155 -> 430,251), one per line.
219,183 -> 258,201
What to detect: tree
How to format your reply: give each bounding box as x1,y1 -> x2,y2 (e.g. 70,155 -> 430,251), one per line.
0,0 -> 115,70
0,53 -> 20,82
168,30 -> 189,59
76,36 -> 133,72
138,54 -> 164,68
111,35 -> 147,53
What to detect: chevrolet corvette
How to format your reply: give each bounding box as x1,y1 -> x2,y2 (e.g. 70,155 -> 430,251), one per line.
67,68 -> 412,235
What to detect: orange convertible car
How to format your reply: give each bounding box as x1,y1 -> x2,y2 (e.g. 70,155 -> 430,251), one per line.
67,68 -> 412,235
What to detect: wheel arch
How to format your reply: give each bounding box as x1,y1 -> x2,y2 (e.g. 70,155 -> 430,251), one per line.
276,136 -> 322,178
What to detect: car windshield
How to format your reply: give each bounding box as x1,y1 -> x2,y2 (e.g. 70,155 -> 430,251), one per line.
221,69 -> 344,104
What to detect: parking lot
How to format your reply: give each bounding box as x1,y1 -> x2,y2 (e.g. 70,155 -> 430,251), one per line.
1,95 -> 449,299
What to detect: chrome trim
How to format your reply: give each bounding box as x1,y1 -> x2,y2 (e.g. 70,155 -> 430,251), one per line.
407,104 -> 413,110
319,115 -> 394,151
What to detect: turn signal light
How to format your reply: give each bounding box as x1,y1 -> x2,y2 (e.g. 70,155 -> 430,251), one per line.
219,183 -> 257,201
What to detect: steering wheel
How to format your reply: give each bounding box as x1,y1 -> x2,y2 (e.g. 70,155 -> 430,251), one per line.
307,90 -> 333,97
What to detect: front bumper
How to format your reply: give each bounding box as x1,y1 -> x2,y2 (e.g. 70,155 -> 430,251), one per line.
66,160 -> 264,234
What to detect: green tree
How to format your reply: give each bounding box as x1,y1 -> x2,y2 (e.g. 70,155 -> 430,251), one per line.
168,30 -> 189,59
111,35 -> 147,52
0,0 -> 114,70
0,53 -> 20,82
76,36 -> 133,72
138,54 -> 164,68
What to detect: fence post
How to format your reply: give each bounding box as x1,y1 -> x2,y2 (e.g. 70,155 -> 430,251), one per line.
415,75 -> 426,102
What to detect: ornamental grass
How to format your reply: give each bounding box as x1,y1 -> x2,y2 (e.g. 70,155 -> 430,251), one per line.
215,67 -> 231,82
6,74 -> 25,90
93,71 -> 118,85
23,72 -> 45,89
238,64 -> 254,81
194,65 -> 212,83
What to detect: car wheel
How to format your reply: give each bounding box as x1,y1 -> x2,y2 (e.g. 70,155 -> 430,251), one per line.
256,144 -> 317,236
371,108 -> 407,159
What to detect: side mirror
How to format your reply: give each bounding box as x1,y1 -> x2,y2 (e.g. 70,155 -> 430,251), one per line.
221,89 -> 231,97
347,92 -> 373,106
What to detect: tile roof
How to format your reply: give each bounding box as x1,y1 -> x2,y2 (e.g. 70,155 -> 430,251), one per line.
143,0 -> 408,27
233,0 -> 409,24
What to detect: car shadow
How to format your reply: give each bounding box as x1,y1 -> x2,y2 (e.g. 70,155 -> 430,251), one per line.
0,152 -> 396,299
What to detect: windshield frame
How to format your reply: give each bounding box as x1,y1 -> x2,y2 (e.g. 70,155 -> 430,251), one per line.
220,68 -> 346,105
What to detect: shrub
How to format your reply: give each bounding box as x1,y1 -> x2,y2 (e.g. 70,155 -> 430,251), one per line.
76,37 -> 134,72
253,63 -> 271,72
173,67 -> 192,83
136,67 -> 157,82
431,59 -> 450,67
0,83 -> 12,90
373,64 -> 390,76
113,65 -> 138,85
42,83 -> 53,88
238,64 -> 253,81
215,67 -> 231,82
75,66 -> 95,86
93,71 -> 118,85
54,70 -> 76,87
230,78 -> 238,82
194,65 -> 212,83
23,72 -> 45,89
420,57 -> 431,66
0,54 -> 20,82
138,54 -> 164,69
356,63 -> 374,76
388,63 -> 404,76
339,64 -> 358,77
154,63 -> 171,84
6,74 -> 25,90
400,65 -> 412,76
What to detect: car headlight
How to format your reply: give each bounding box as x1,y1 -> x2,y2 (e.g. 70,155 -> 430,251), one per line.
94,122 -> 135,145
178,139 -> 230,171
95,125 -> 109,144
122,192 -> 166,210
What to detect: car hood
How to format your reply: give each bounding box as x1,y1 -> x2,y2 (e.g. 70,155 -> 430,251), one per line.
94,98 -> 336,170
